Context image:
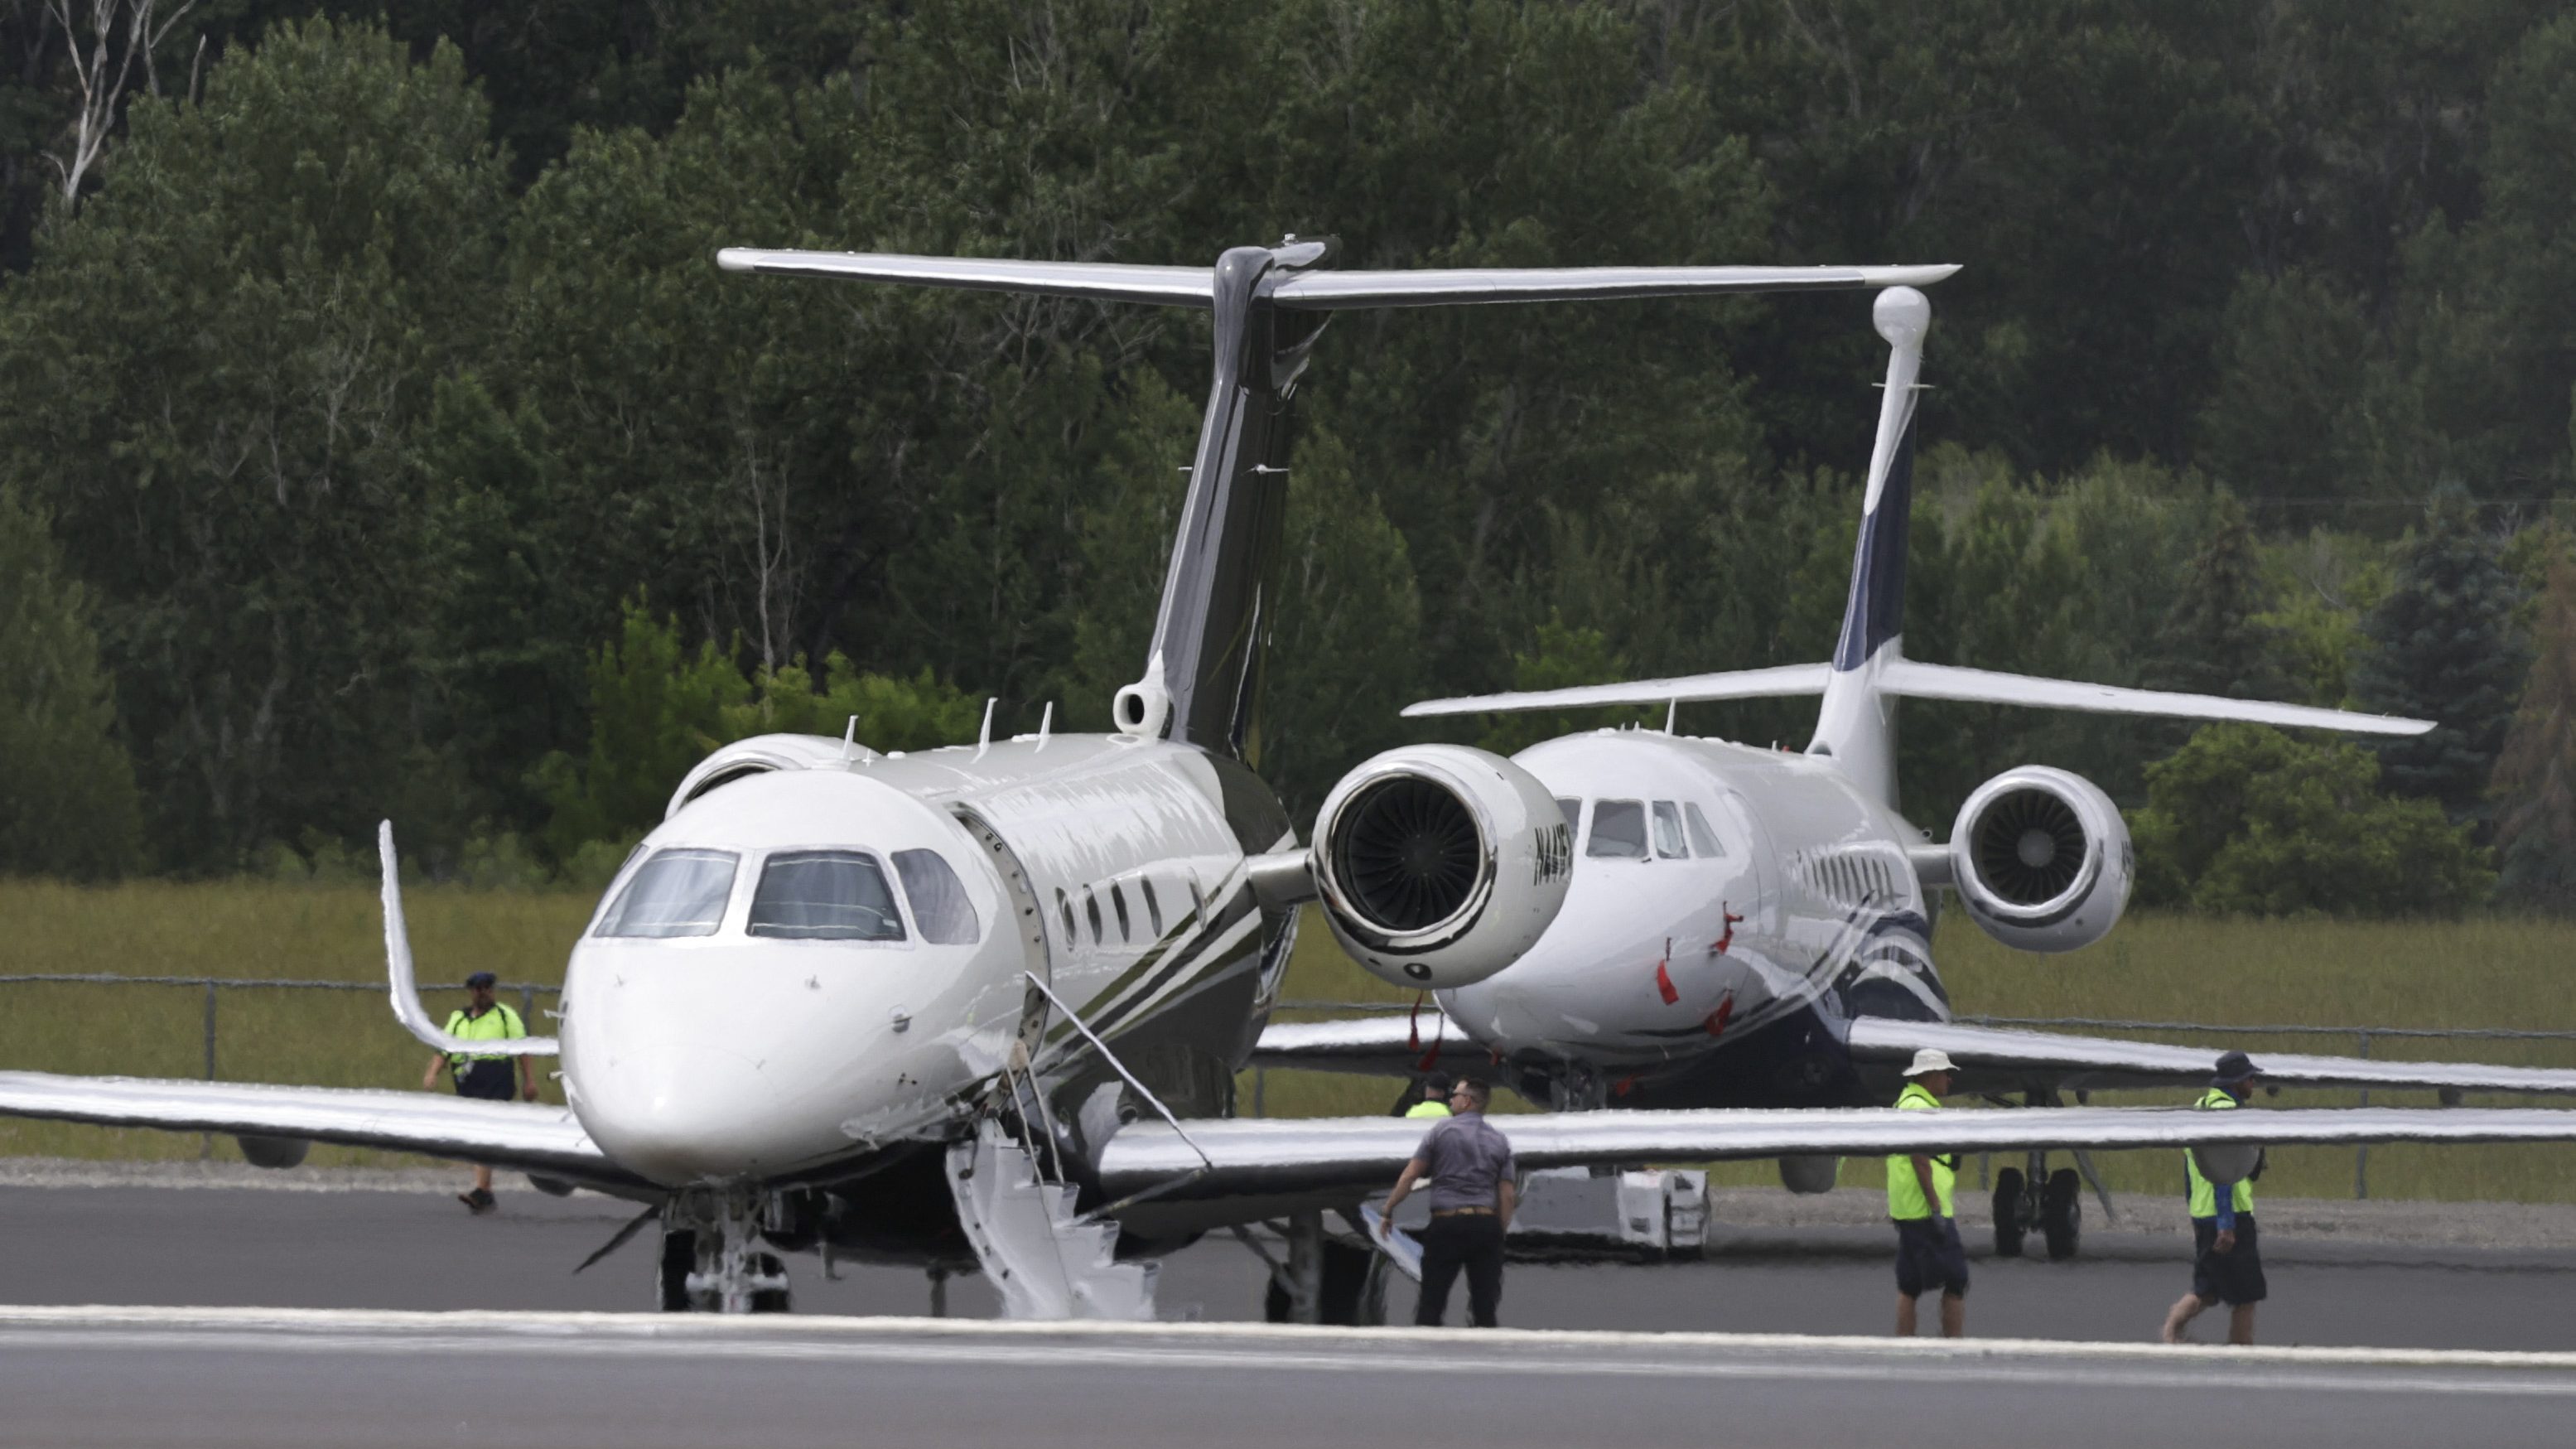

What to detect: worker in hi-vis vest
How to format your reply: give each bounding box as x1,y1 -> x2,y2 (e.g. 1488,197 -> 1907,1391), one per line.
1886,1048 -> 1967,1337
1403,1072 -> 1454,1120
419,970 -> 538,1215
2161,1051 -> 2268,1345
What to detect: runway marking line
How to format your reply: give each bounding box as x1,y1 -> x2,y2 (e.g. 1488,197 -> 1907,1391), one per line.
3,1303 -> 2574,1394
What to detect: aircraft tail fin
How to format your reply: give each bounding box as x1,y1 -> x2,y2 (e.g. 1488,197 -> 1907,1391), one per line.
722,241 -> 1957,763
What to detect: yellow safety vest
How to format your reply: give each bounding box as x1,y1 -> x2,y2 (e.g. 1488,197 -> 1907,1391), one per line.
1404,1100 -> 1453,1119
1885,1081 -> 1956,1220
2185,1087 -> 2255,1218
444,1002 -> 526,1067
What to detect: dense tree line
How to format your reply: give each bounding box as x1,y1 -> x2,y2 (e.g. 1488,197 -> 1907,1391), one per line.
2,4 -> 2574,915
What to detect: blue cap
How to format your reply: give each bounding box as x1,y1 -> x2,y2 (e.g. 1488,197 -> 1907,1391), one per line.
465,970 -> 498,988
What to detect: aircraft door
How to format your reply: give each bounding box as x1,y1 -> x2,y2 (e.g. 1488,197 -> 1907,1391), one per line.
952,809 -> 1052,1062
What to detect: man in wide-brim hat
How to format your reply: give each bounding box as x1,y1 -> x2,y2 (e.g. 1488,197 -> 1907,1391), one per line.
1888,1047 -> 1967,1337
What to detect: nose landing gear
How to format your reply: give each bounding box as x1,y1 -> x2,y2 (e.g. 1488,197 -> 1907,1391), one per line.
658,1186 -> 793,1313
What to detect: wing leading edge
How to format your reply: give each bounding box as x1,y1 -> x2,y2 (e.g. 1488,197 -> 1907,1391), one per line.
0,1071 -> 642,1191
1102,1104 -> 2576,1205
1845,1018 -> 2576,1097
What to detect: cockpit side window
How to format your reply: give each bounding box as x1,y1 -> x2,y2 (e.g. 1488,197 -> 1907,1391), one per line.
1555,797 -> 1582,831
596,849 -> 739,939
1651,801 -> 1689,859
747,851 -> 907,942
1586,799 -> 1649,860
1682,802 -> 1726,857
892,849 -> 981,946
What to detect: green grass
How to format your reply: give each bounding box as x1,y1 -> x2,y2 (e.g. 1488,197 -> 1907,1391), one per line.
4,881 -> 2574,1204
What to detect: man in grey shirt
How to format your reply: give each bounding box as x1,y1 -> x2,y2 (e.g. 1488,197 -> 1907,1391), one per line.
1377,1078 -> 1517,1326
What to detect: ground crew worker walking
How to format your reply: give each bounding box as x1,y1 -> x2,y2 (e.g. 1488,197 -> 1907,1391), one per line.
1401,1073 -> 1454,1120
1888,1048 -> 1967,1337
1377,1078 -> 1516,1327
420,970 -> 538,1214
2162,1051 -> 2268,1345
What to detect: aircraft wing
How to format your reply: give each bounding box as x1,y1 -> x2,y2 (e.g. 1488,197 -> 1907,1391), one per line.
1845,1018 -> 2576,1097
1249,1012 -> 1453,1077
0,1071 -> 645,1191
1102,1104 -> 2576,1208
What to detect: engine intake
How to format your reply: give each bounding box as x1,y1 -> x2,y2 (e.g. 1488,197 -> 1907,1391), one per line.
1312,745 -> 1570,990
1948,766 -> 2131,953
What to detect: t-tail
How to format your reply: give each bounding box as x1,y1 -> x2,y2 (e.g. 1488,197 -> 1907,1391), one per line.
1401,283 -> 2435,814
719,241 -> 1960,766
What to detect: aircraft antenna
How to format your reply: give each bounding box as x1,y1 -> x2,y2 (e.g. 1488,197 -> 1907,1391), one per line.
1038,701 -> 1053,747
841,714 -> 859,762
1666,698 -> 1679,735
977,698 -> 997,756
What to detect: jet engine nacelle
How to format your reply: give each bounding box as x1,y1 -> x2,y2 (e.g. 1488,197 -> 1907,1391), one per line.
1948,766 -> 2133,954
1310,745 -> 1572,990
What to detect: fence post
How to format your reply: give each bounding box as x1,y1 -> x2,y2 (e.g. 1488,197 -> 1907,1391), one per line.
200,980 -> 218,1161
1253,1067 -> 1266,1118
2354,1030 -> 2371,1200
521,984 -> 536,1024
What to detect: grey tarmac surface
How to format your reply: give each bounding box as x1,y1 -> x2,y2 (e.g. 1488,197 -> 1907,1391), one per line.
5,1308 -> 2575,1449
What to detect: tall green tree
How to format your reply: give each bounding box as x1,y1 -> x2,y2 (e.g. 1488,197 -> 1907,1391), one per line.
2491,545 -> 2576,911
2154,491 -> 2285,701
0,484 -> 142,877
0,18 -> 509,867
2351,485 -> 2529,827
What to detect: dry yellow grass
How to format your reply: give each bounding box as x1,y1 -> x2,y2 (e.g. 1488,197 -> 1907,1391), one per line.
3,881 -> 2573,1204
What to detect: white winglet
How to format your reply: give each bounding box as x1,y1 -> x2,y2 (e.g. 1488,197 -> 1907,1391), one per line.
379,821 -> 560,1059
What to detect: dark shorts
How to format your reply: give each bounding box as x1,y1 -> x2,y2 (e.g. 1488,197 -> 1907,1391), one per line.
2191,1215 -> 2268,1306
455,1059 -> 515,1101
1893,1216 -> 1969,1298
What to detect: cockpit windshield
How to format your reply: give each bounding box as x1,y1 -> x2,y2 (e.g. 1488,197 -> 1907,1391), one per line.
1586,799 -> 1649,859
749,851 -> 907,942
596,849 -> 739,938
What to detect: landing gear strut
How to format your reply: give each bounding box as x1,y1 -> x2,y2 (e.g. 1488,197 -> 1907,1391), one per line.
657,1186 -> 792,1313
1247,1210 -> 1387,1326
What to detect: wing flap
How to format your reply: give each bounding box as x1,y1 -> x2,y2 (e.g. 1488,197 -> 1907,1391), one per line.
0,1072 -> 640,1189
1849,1018 -> 2576,1096
1101,1104 -> 2576,1203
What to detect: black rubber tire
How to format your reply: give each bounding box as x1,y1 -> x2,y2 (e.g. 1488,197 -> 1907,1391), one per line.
750,1251 -> 793,1314
1991,1167 -> 2027,1258
2042,1167 -> 2082,1261
656,1229 -> 697,1312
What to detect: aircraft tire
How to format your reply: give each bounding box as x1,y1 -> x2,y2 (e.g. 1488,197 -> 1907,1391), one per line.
1261,1239 -> 1377,1325
1990,1168 -> 2027,1258
2041,1168 -> 2082,1261
656,1229 -> 697,1312
750,1252 -> 793,1314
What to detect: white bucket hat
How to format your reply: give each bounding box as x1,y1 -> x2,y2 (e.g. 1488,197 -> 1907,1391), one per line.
1903,1048 -> 1957,1078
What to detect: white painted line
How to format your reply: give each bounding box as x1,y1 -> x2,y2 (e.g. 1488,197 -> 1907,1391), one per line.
3,1305 -> 2574,1380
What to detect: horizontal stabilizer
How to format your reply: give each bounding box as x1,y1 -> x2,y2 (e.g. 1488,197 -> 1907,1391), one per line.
1849,1018 -> 2576,1096
1876,660 -> 2434,737
1401,664 -> 1833,718
1402,659 -> 2433,737
717,249 -> 1959,312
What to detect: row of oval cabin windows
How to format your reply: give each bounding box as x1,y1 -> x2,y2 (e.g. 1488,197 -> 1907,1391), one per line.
593,847 -> 983,945
1560,797 -> 1729,862
1054,873 -> 1199,953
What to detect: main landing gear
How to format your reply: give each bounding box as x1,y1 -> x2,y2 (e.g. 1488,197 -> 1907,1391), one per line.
1990,1157 -> 2082,1261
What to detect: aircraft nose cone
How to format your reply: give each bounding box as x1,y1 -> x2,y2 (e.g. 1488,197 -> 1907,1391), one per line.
573,1043 -> 788,1185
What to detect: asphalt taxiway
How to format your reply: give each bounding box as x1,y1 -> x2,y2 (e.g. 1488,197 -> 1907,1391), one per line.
7,1307 -> 2575,1449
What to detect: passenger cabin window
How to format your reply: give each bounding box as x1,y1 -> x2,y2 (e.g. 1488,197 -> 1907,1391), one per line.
1651,801 -> 1689,859
1587,799 -> 1649,860
1057,889 -> 1077,949
1555,797 -> 1582,830
1141,878 -> 1165,937
596,849 -> 738,939
747,851 -> 905,942
1111,883 -> 1132,943
1683,803 -> 1726,857
1084,889 -> 1103,945
892,849 -> 981,945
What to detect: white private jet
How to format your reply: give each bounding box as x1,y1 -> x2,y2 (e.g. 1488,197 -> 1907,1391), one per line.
6,243 -> 2574,1322
1249,283 -> 2576,1265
